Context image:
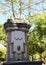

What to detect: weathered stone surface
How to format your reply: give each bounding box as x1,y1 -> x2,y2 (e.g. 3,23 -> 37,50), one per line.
3,61 -> 42,65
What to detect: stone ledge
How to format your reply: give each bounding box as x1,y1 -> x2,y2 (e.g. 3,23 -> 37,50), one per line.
3,61 -> 42,65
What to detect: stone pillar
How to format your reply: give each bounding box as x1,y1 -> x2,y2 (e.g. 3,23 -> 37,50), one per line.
4,19 -> 30,61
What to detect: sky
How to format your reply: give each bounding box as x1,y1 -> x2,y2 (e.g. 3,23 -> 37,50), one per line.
0,0 -> 46,24
0,13 -> 8,24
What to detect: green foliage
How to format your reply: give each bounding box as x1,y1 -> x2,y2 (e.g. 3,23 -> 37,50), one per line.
42,50 -> 46,58
28,31 -> 39,55
0,24 -> 6,46
0,24 -> 6,61
33,53 -> 40,60
11,0 -> 16,3
29,55 -> 32,61
0,46 -> 6,61
5,0 -> 17,3
28,12 -> 46,61
33,12 -> 46,24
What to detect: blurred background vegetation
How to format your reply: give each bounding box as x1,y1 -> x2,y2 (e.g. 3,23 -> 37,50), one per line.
28,12 -> 46,61
0,24 -> 6,63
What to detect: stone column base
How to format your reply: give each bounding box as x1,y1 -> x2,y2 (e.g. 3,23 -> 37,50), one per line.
3,61 -> 42,65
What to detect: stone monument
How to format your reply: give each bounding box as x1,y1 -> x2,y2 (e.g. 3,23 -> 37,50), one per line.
4,18 -> 30,61
3,19 -> 42,65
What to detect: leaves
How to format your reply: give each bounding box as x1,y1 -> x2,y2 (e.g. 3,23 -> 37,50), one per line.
0,46 -> 6,61
11,0 -> 17,3
42,50 -> 46,58
0,24 -> 6,61
28,12 -> 46,60
0,24 -> 6,46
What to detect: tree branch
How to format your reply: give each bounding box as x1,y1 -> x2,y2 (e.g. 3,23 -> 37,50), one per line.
11,1 -> 15,19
